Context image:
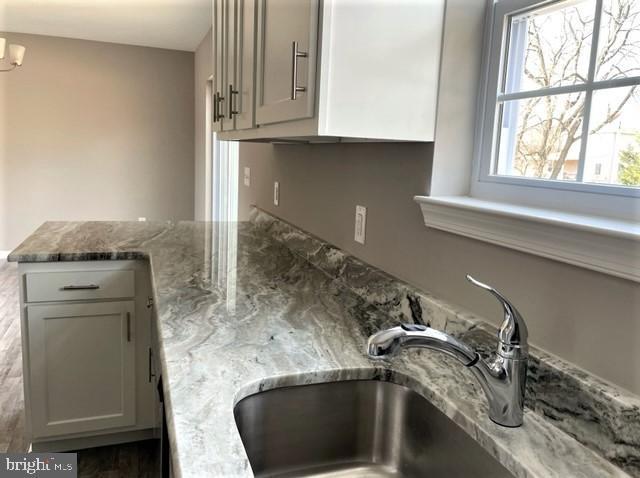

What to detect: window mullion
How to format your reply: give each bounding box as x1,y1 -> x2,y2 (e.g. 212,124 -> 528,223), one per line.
586,0 -> 604,84
575,90 -> 594,182
498,83 -> 589,102
497,76 -> 640,104
576,0 -> 604,182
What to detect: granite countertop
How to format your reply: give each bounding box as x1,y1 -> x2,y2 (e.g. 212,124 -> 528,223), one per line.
9,212 -> 638,478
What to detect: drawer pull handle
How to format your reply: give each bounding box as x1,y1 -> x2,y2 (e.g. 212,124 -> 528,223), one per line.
61,284 -> 100,290
126,312 -> 131,342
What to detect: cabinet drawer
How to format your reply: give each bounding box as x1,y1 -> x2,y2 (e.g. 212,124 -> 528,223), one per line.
25,269 -> 135,303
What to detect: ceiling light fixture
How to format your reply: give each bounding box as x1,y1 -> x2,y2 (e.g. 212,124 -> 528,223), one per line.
0,37 -> 26,72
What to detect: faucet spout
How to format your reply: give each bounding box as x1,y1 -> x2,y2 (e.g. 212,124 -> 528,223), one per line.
367,324 -> 478,366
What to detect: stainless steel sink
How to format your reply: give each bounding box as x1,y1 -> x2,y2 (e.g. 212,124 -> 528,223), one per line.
234,380 -> 514,477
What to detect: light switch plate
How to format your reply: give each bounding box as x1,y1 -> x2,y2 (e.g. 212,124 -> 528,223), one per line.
274,181 -> 280,206
354,205 -> 367,244
243,167 -> 251,187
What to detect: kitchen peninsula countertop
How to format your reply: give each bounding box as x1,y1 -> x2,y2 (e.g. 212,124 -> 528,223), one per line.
9,214 -> 636,478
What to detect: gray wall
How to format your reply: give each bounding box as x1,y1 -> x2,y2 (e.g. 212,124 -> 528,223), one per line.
194,29 -> 212,221
238,141 -> 640,395
0,33 -> 195,250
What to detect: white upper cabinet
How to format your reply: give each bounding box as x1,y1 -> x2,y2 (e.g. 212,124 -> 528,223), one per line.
214,0 -> 446,142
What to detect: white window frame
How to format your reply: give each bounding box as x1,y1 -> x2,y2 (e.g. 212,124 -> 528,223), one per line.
472,0 -> 640,221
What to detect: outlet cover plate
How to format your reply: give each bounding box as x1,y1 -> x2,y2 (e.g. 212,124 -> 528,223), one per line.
355,205 -> 367,244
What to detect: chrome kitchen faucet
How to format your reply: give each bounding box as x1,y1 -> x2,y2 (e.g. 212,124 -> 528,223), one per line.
367,275 -> 529,427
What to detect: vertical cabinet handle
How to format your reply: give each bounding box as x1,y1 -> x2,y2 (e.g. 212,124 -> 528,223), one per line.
213,91 -> 226,122
148,348 -> 155,382
228,84 -> 239,118
215,92 -> 225,122
290,41 -> 308,100
213,91 -> 219,123
126,312 -> 131,342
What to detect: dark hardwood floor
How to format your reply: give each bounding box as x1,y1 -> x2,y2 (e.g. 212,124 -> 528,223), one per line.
0,260 -> 159,477
75,440 -> 159,478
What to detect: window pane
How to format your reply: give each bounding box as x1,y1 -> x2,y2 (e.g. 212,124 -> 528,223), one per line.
504,0 -> 595,93
583,86 -> 640,186
495,92 -> 585,180
596,0 -> 640,81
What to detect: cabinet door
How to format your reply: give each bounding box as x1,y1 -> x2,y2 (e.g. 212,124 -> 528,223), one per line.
213,0 -> 226,132
232,0 -> 257,130
255,0 -> 318,126
218,0 -> 257,132
222,0 -> 237,131
27,301 -> 136,438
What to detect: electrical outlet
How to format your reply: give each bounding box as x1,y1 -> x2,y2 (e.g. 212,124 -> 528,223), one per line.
274,181 -> 280,206
243,167 -> 251,187
354,205 -> 367,244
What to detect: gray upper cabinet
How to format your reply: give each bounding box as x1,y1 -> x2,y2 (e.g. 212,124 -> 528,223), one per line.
212,0 -> 225,133
235,0 -> 257,130
255,0 -> 318,126
222,0 -> 236,131
215,0 -> 446,143
213,0 -> 257,132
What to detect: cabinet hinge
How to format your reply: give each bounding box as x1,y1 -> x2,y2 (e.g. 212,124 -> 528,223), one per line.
146,297 -> 154,309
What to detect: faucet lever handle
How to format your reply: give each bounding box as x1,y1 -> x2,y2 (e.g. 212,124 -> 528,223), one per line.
466,275 -> 528,353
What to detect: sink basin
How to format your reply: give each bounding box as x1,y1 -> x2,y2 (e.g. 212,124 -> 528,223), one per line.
234,380 -> 514,477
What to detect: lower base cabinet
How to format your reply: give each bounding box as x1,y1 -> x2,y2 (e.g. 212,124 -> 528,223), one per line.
18,260 -> 159,451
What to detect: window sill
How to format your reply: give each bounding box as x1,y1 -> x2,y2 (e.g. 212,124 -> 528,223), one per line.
414,195 -> 640,282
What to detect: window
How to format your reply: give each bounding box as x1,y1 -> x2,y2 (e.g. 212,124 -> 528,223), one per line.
417,0 -> 639,282
477,0 -> 640,199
